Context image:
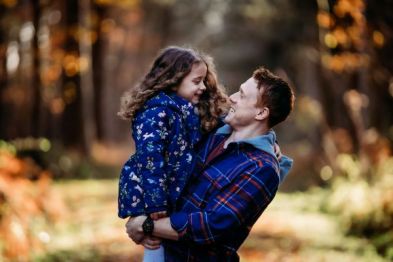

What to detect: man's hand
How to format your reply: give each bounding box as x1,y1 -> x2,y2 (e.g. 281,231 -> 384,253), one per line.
274,142 -> 282,161
125,216 -> 146,244
126,216 -> 180,243
141,236 -> 161,250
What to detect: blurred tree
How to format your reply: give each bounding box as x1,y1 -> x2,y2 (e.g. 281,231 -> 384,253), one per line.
366,0 -> 393,142
0,0 -> 392,174
31,0 -> 41,138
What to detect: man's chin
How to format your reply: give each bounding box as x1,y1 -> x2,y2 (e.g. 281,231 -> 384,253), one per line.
223,115 -> 231,124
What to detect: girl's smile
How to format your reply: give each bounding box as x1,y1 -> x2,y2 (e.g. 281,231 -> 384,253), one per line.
176,62 -> 207,104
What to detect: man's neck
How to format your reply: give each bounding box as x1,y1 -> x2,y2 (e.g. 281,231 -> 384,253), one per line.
224,124 -> 269,148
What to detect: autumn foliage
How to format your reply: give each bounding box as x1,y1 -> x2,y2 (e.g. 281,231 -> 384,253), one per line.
0,146 -> 67,261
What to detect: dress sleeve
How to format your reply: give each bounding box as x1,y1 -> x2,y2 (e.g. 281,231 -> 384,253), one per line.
133,107 -> 173,214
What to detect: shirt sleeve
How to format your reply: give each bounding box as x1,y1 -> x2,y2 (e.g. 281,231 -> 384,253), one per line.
133,107 -> 173,214
170,165 -> 278,244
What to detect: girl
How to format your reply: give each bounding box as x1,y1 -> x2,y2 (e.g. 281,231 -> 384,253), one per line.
117,46 -> 228,261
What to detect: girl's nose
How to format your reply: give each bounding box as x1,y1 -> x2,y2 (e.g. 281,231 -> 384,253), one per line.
200,82 -> 206,91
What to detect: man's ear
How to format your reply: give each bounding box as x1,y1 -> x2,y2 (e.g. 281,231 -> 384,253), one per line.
255,107 -> 269,121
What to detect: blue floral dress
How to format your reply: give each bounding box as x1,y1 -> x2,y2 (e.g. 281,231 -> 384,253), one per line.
118,91 -> 202,218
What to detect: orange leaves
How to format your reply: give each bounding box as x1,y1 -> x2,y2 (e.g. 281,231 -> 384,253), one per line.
372,31 -> 385,47
0,149 -> 67,260
321,52 -> 369,72
317,0 -> 369,72
1,216 -> 31,260
0,151 -> 22,176
94,0 -> 140,9
317,11 -> 335,29
333,0 -> 365,19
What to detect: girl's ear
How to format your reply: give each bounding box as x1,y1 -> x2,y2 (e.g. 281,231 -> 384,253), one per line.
255,107 -> 269,121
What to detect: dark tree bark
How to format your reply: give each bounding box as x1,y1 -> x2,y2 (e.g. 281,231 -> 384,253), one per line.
61,0 -> 85,152
78,0 -> 97,155
31,0 -> 42,138
91,3 -> 105,141
0,5 -> 8,139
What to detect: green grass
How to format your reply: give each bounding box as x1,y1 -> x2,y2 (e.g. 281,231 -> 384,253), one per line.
32,180 -> 387,262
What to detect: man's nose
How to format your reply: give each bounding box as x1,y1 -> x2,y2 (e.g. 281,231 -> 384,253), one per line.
229,93 -> 237,103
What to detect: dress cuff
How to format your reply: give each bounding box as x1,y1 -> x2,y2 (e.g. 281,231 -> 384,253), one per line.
170,212 -> 189,239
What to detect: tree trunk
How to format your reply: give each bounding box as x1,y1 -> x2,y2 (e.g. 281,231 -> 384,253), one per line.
61,0 -> 85,152
78,0 -> 96,155
31,0 -> 42,138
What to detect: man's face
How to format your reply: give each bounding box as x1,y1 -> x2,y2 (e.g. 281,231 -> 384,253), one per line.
224,77 -> 263,128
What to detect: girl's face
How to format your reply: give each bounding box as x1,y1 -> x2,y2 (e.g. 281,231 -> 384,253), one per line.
176,62 -> 207,104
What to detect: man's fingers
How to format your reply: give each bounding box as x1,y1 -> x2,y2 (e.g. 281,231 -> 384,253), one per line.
143,243 -> 160,250
274,143 -> 282,160
142,238 -> 161,250
127,233 -> 142,244
149,238 -> 161,245
145,236 -> 161,245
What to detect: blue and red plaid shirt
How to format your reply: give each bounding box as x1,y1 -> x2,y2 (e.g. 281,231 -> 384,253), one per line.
164,125 -> 287,261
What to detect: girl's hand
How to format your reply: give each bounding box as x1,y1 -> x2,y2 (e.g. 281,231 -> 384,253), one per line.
150,211 -> 167,220
274,142 -> 282,161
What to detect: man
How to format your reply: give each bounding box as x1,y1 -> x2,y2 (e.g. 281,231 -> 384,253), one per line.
126,67 -> 295,261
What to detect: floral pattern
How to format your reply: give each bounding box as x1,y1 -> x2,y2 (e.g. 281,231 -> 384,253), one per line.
118,91 -> 201,218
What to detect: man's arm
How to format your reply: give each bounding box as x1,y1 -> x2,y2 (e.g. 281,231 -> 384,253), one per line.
126,216 -> 179,243
170,165 -> 278,244
126,165 -> 278,245
153,217 -> 179,240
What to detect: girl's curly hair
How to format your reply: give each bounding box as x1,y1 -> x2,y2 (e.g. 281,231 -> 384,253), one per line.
118,46 -> 229,132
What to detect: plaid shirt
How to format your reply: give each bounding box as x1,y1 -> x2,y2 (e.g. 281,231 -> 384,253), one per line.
164,126 -> 281,261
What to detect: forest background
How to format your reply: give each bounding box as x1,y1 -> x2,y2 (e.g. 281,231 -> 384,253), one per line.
1,0 -> 393,261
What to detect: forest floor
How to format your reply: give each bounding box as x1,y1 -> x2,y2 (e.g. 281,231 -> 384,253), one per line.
32,179 -> 387,262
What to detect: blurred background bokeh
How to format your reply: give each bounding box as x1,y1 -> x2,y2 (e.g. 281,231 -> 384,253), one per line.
1,0 -> 393,261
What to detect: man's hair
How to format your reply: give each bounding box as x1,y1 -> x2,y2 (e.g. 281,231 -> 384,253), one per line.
253,67 -> 295,128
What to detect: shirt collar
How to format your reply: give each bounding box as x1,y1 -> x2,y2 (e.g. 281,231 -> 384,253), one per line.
215,124 -> 293,184
215,124 -> 276,156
